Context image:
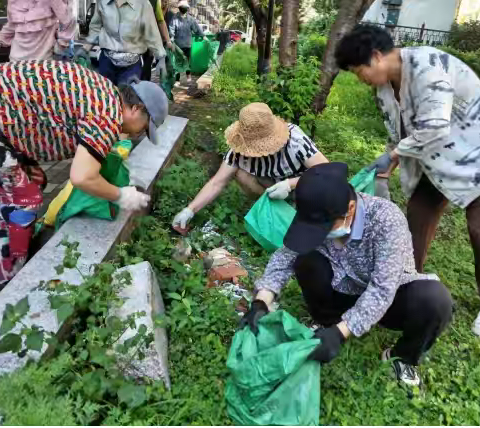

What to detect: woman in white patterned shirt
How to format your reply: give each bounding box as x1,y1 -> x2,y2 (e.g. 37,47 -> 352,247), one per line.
172,103 -> 328,230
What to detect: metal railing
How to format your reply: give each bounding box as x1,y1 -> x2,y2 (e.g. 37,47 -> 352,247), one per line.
363,22 -> 451,46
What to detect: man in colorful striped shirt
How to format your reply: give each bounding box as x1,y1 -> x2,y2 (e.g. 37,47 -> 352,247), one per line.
0,60 -> 168,285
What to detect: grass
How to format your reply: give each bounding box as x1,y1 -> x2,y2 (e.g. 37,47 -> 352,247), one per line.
0,44 -> 479,425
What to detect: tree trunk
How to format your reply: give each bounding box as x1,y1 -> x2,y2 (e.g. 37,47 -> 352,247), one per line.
262,0 -> 275,73
256,22 -> 267,75
250,24 -> 257,48
312,0 -> 375,115
243,0 -> 268,75
279,0 -> 300,68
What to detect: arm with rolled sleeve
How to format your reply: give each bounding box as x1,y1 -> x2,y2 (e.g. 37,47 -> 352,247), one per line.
0,20 -> 15,46
52,0 -> 76,47
341,207 -> 408,336
254,246 -> 298,296
191,17 -> 204,38
144,2 -> 166,59
395,67 -> 454,159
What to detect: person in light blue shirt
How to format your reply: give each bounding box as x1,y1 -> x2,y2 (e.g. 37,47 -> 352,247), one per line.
168,0 -> 205,83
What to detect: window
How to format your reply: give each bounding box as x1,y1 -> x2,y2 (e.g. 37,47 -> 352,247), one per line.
385,8 -> 400,26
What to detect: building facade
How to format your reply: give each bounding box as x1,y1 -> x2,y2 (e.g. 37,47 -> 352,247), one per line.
363,0 -> 460,32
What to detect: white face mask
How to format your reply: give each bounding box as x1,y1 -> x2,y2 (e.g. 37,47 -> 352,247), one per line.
326,216 -> 351,239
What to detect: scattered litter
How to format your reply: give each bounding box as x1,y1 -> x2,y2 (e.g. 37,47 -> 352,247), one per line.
204,248 -> 248,288
173,239 -> 192,263
172,224 -> 190,236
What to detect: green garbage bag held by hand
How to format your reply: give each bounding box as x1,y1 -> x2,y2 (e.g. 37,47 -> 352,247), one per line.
55,140 -> 131,229
245,167 -> 377,251
225,310 -> 321,426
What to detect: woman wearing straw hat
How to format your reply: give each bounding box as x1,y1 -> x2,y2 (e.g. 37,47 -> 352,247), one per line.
172,103 -> 328,230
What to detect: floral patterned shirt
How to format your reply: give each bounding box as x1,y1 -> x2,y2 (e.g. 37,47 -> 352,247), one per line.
255,193 -> 438,337
0,60 -> 123,163
376,46 -> 480,208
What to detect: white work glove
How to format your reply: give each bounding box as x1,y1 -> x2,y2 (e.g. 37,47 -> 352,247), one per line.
172,207 -> 194,229
266,179 -> 291,200
155,56 -> 167,80
117,186 -> 150,211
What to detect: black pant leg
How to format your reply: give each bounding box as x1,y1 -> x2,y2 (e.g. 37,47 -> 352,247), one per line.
181,47 -> 192,75
379,279 -> 453,365
141,51 -> 154,81
294,251 -> 358,326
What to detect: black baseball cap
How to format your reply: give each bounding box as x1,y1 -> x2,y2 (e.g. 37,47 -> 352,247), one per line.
284,162 -> 352,253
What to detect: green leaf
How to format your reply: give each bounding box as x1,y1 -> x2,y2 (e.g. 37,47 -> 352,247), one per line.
167,292 -> 182,301
55,265 -> 65,275
14,297 -> 29,317
117,384 -> 147,408
138,324 -> 147,335
0,314 -> 15,335
80,349 -> 89,360
57,303 -> 74,323
0,333 -> 22,353
25,330 -> 44,351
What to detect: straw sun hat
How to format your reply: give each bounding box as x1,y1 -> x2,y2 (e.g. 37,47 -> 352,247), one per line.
224,103 -> 290,157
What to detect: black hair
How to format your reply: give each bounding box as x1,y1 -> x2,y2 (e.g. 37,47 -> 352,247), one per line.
335,24 -> 394,70
118,84 -> 148,114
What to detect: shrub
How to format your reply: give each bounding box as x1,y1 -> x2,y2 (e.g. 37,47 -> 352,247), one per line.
440,46 -> 480,76
449,21 -> 480,52
300,13 -> 337,37
218,43 -> 257,78
258,56 -> 320,136
298,33 -> 327,60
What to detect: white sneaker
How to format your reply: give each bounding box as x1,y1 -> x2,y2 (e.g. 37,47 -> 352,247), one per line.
472,311 -> 480,336
382,348 -> 421,387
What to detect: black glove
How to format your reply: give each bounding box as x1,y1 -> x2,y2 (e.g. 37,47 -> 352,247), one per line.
308,325 -> 346,363
239,300 -> 269,335
366,152 -> 392,174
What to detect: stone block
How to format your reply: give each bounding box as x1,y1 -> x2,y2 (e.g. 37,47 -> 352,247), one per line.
113,262 -> 170,388
0,115 -> 187,375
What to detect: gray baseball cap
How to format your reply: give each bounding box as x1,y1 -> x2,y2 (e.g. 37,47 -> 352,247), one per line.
130,81 -> 168,146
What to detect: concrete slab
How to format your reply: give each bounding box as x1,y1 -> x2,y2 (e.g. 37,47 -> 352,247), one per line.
0,115 -> 188,374
114,262 -> 170,388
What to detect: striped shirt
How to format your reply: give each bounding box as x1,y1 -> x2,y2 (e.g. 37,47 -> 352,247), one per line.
0,60 -> 122,163
223,124 -> 319,182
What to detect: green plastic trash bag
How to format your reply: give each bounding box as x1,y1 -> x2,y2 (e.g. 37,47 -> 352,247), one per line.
244,168 -> 377,251
190,36 -> 220,75
349,167 -> 376,195
225,310 -> 321,426
160,44 -> 190,100
245,194 -> 296,252
55,140 -> 131,229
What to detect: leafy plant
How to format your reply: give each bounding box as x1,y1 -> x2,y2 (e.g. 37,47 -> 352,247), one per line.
298,33 -> 328,60
449,20 -> 480,53
258,56 -> 320,135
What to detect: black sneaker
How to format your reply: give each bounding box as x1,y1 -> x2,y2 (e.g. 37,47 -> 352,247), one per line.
382,348 -> 421,386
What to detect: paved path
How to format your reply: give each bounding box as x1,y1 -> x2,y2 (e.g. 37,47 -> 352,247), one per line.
39,160 -> 72,217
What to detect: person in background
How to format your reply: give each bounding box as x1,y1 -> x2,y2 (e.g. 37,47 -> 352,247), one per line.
169,0 -> 205,83
0,0 -> 76,61
78,0 -> 166,86
172,103 -> 328,230
335,24 -> 480,337
0,60 -> 168,286
241,162 -> 452,386
141,0 -> 173,82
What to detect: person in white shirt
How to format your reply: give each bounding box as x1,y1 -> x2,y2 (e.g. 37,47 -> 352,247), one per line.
335,24 -> 480,336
